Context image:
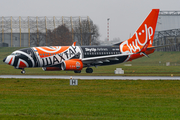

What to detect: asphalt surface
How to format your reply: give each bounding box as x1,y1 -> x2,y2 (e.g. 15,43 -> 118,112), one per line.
0,75 -> 180,80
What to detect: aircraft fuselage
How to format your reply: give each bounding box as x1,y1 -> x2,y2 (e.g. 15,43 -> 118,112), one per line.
3,9 -> 159,74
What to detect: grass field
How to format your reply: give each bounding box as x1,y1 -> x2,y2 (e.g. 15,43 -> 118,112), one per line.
1,47 -> 180,76
0,78 -> 180,119
1,48 -> 180,119
1,64 -> 180,76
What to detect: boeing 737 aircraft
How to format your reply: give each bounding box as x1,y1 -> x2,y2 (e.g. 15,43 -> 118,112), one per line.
3,9 -> 160,74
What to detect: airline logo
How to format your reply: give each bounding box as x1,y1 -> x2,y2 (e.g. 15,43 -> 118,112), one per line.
85,48 -> 96,52
120,24 -> 153,53
120,9 -> 159,54
85,48 -> 108,52
76,62 -> 81,69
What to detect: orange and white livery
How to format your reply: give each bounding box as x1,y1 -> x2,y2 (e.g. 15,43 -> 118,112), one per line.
3,9 -> 160,74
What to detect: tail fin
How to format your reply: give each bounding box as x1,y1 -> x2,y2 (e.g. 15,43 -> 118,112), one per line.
120,9 -> 159,54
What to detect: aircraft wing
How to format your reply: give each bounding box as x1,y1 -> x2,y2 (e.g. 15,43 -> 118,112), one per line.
81,39 -> 151,65
81,53 -> 133,65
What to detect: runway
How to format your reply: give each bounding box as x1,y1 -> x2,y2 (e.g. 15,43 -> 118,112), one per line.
0,75 -> 180,80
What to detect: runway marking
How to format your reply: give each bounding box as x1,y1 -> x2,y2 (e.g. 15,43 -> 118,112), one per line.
0,75 -> 180,80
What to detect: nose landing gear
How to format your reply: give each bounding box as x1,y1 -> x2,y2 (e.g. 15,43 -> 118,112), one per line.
21,68 -> 25,74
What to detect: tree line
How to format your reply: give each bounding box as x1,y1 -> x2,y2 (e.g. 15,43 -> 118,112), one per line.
30,20 -> 100,46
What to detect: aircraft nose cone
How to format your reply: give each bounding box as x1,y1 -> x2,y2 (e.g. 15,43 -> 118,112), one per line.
3,57 -> 7,62
3,56 -> 14,65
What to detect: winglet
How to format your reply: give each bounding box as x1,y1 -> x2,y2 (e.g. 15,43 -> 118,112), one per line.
72,42 -> 76,46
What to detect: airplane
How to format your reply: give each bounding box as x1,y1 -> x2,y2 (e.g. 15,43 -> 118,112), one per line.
3,9 -> 160,74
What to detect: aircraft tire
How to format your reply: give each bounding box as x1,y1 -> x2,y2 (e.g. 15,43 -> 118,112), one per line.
21,70 -> 25,74
86,68 -> 93,73
74,70 -> 81,73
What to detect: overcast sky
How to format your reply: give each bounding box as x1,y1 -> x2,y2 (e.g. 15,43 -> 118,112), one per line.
1,0 -> 180,42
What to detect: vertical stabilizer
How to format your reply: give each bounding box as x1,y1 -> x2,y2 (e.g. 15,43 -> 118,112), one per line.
120,9 -> 159,54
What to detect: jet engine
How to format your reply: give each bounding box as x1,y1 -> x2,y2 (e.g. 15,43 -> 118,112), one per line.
61,59 -> 83,71
42,67 -> 62,71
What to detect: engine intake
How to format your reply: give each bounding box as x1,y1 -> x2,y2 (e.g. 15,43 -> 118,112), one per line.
61,59 -> 83,71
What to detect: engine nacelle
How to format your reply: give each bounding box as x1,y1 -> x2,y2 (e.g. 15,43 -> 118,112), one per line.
61,59 -> 83,71
42,67 -> 62,71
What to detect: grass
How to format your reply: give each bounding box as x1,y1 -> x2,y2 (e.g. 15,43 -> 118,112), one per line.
1,47 -> 180,119
130,51 -> 180,66
0,78 -> 180,119
1,47 -> 180,76
1,64 -> 180,76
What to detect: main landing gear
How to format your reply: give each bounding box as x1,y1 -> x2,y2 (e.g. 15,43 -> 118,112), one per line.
86,68 -> 93,73
74,70 -> 81,73
74,68 -> 93,73
21,68 -> 25,74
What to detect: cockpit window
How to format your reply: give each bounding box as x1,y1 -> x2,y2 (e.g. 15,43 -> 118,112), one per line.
11,53 -> 21,56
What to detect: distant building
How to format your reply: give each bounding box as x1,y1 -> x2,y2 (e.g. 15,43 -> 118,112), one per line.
0,16 -> 93,47
154,11 -> 180,51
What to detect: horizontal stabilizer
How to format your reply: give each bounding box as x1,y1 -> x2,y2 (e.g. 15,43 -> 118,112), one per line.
135,39 -> 151,58
147,43 -> 176,50
140,39 -> 151,52
140,52 -> 149,58
113,42 -> 122,46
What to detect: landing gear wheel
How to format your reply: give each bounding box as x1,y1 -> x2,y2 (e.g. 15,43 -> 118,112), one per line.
74,70 -> 81,73
86,68 -> 93,73
21,69 -> 25,74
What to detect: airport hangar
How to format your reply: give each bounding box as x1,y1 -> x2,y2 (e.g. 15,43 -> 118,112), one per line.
154,11 -> 180,51
0,16 -> 93,47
